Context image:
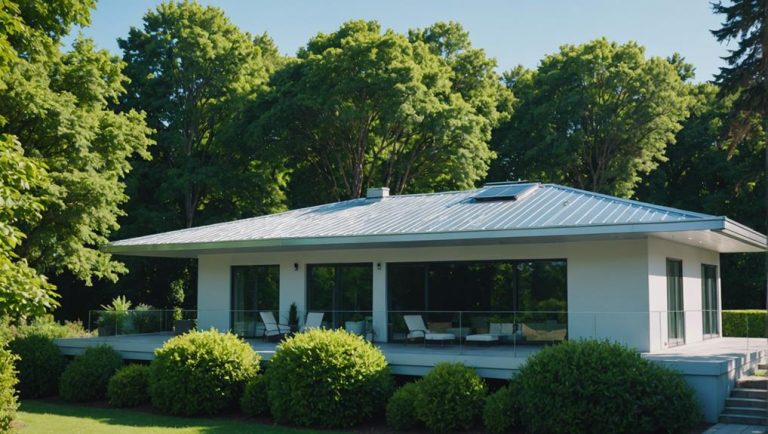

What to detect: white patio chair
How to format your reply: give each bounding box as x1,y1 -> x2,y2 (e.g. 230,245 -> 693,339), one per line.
403,315 -> 455,345
301,312 -> 324,332
259,311 -> 291,341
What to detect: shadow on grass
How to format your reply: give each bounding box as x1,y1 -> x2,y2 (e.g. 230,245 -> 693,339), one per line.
20,400 -> 343,434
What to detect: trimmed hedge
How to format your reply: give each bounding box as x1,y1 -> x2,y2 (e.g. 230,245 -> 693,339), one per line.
414,363 -> 487,433
8,334 -> 66,398
107,364 -> 149,408
149,329 -> 260,416
723,310 -> 767,338
266,328 -> 393,428
483,377 -> 522,434
59,345 -> 123,402
0,346 -> 18,433
517,339 -> 700,434
386,382 -> 420,431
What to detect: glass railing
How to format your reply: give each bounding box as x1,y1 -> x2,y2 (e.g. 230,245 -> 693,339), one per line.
85,308 -> 767,353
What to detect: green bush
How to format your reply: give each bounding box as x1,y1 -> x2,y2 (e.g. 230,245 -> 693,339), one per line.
0,315 -> 90,345
240,376 -> 268,417
148,329 -> 260,416
517,339 -> 700,434
723,310 -> 767,338
0,346 -> 18,433
483,377 -> 522,434
8,334 -> 66,398
130,304 -> 162,334
59,345 -> 123,402
266,328 -> 393,428
414,363 -> 487,433
386,382 -> 420,431
107,364 -> 149,408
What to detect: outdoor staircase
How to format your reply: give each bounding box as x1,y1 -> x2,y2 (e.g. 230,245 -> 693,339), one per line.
719,365 -> 768,425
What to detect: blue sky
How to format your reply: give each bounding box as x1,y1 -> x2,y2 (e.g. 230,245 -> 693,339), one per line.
65,0 -> 730,82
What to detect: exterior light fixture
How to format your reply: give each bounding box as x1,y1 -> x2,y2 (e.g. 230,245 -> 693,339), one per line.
294,263 -> 299,271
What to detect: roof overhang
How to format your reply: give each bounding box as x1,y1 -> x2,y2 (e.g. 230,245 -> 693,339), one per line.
104,217 -> 766,258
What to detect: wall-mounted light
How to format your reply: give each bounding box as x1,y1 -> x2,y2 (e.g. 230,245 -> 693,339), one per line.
294,263 -> 299,271
376,262 -> 382,270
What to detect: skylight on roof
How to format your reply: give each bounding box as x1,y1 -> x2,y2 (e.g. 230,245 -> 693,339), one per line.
474,183 -> 539,202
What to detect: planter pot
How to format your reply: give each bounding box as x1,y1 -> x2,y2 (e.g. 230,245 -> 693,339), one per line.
345,320 -> 365,336
174,319 -> 194,335
98,325 -> 115,337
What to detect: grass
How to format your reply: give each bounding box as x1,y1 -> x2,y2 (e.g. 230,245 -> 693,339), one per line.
16,400 -> 343,434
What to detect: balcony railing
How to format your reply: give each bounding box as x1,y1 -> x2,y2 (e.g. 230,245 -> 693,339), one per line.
85,309 -> 764,351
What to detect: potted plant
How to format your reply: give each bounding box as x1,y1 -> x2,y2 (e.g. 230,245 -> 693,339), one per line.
97,295 -> 132,336
172,307 -> 194,335
288,302 -> 299,332
345,313 -> 366,336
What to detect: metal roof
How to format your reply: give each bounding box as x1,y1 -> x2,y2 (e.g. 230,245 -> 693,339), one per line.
106,183 -> 766,256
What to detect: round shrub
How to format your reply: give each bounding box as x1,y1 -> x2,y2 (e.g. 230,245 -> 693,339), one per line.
148,329 -> 260,416
8,334 -> 66,398
107,364 -> 149,408
386,382 -> 420,431
266,328 -> 393,428
483,377 -> 522,434
59,345 -> 123,402
517,339 -> 700,434
240,375 -> 268,417
414,363 -> 487,433
0,346 -> 18,433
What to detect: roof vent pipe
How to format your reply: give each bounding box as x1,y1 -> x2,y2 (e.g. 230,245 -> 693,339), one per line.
366,187 -> 390,199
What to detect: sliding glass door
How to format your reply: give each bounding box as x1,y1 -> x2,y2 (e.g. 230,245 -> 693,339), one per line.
702,264 -> 719,338
231,265 -> 279,337
666,259 -> 685,347
307,263 -> 373,329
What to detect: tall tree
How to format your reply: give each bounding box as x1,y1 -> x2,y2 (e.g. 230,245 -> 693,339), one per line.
489,39 -> 691,198
111,1 -> 286,311
636,83 -> 765,307
0,0 -> 152,320
118,0 -> 286,230
250,20 -> 512,206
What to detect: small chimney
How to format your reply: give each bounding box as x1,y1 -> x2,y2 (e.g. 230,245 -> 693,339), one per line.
366,187 -> 390,199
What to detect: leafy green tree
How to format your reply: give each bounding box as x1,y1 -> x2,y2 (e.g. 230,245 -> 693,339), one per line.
251,20 -> 511,206
636,83 -> 765,307
489,39 -> 691,198
0,0 -> 152,319
118,0 -> 286,230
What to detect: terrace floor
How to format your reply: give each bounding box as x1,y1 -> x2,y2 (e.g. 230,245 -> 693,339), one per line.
54,333 -> 768,379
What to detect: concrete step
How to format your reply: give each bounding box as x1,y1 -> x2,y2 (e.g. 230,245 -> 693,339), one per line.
727,397 -> 768,408
719,413 -> 768,425
733,388 -> 768,399
739,378 -> 768,389
723,406 -> 768,417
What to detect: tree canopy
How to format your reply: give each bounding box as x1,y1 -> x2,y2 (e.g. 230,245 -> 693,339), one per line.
0,0 -> 152,320
489,38 -> 691,198
250,20 -> 512,206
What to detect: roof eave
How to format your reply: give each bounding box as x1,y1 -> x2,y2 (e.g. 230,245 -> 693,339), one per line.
104,218 -> 745,257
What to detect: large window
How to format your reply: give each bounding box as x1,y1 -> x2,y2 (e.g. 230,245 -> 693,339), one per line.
307,263 -> 373,328
387,260 -> 567,343
702,264 -> 719,338
231,265 -> 279,337
666,259 -> 685,347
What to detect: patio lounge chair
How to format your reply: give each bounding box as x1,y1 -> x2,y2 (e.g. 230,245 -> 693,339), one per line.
301,312 -> 324,332
259,311 -> 291,341
403,315 -> 455,345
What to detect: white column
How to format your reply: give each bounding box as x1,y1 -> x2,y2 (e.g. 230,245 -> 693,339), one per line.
279,261 -> 306,325
372,261 -> 388,342
197,255 -> 231,331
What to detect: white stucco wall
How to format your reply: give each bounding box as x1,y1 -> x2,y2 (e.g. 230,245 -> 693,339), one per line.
647,237 -> 721,352
196,238 -> 658,349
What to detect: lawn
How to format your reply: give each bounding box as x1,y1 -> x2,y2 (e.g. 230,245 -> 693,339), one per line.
16,400 -> 342,434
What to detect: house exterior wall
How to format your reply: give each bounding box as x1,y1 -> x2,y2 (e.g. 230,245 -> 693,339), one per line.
197,238 -> 656,349
647,237 -> 721,352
